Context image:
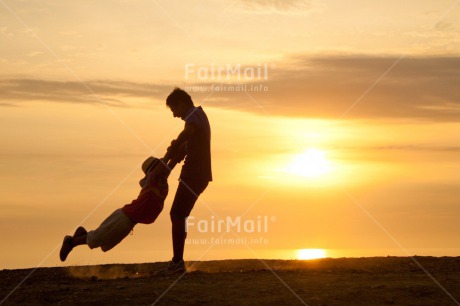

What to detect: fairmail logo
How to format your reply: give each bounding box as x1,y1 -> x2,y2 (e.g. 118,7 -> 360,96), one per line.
186,215 -> 275,233
184,63 -> 269,81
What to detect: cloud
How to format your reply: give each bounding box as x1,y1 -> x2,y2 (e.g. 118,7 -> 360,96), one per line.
236,0 -> 316,14
192,55 -> 460,121
433,21 -> 453,32
0,26 -> 14,37
2,56 -> 460,122
0,79 -> 171,107
27,51 -> 43,57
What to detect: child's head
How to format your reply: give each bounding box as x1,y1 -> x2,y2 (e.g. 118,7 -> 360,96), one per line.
142,156 -> 160,174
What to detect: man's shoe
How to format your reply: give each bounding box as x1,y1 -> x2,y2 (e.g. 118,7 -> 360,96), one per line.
59,235 -> 73,262
155,259 -> 186,276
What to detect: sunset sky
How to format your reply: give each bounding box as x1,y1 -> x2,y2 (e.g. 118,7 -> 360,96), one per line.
1,0 -> 460,269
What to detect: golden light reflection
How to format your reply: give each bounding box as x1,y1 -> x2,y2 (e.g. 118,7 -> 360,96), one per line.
297,248 -> 327,260
285,148 -> 331,178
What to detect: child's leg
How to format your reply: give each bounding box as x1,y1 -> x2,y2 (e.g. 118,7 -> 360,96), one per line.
60,227 -> 88,261
72,234 -> 88,247
74,226 -> 87,237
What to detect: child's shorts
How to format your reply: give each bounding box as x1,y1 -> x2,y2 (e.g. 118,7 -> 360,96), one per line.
86,208 -> 135,252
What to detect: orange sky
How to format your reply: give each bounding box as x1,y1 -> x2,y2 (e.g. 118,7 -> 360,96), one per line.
1,0 -> 460,269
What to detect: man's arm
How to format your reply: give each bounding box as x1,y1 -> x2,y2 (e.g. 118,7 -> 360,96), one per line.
167,123 -> 195,156
165,150 -> 184,173
152,123 -> 195,178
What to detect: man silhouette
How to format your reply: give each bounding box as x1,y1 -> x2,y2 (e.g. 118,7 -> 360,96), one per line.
156,88 -> 212,274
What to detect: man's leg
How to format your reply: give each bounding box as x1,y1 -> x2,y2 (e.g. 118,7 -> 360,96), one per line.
171,214 -> 187,263
170,179 -> 208,263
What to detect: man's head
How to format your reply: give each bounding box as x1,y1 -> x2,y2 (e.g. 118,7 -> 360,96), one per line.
166,88 -> 194,120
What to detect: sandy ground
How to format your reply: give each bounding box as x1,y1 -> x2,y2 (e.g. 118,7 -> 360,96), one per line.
1,257 -> 460,305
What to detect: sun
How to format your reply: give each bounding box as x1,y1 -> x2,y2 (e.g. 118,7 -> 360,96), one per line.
285,148 -> 331,178
297,248 -> 327,260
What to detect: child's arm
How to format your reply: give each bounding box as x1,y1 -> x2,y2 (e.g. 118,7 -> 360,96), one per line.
165,150 -> 184,174
151,144 -> 185,178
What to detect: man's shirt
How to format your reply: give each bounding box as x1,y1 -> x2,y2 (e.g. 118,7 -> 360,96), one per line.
181,106 -> 212,182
